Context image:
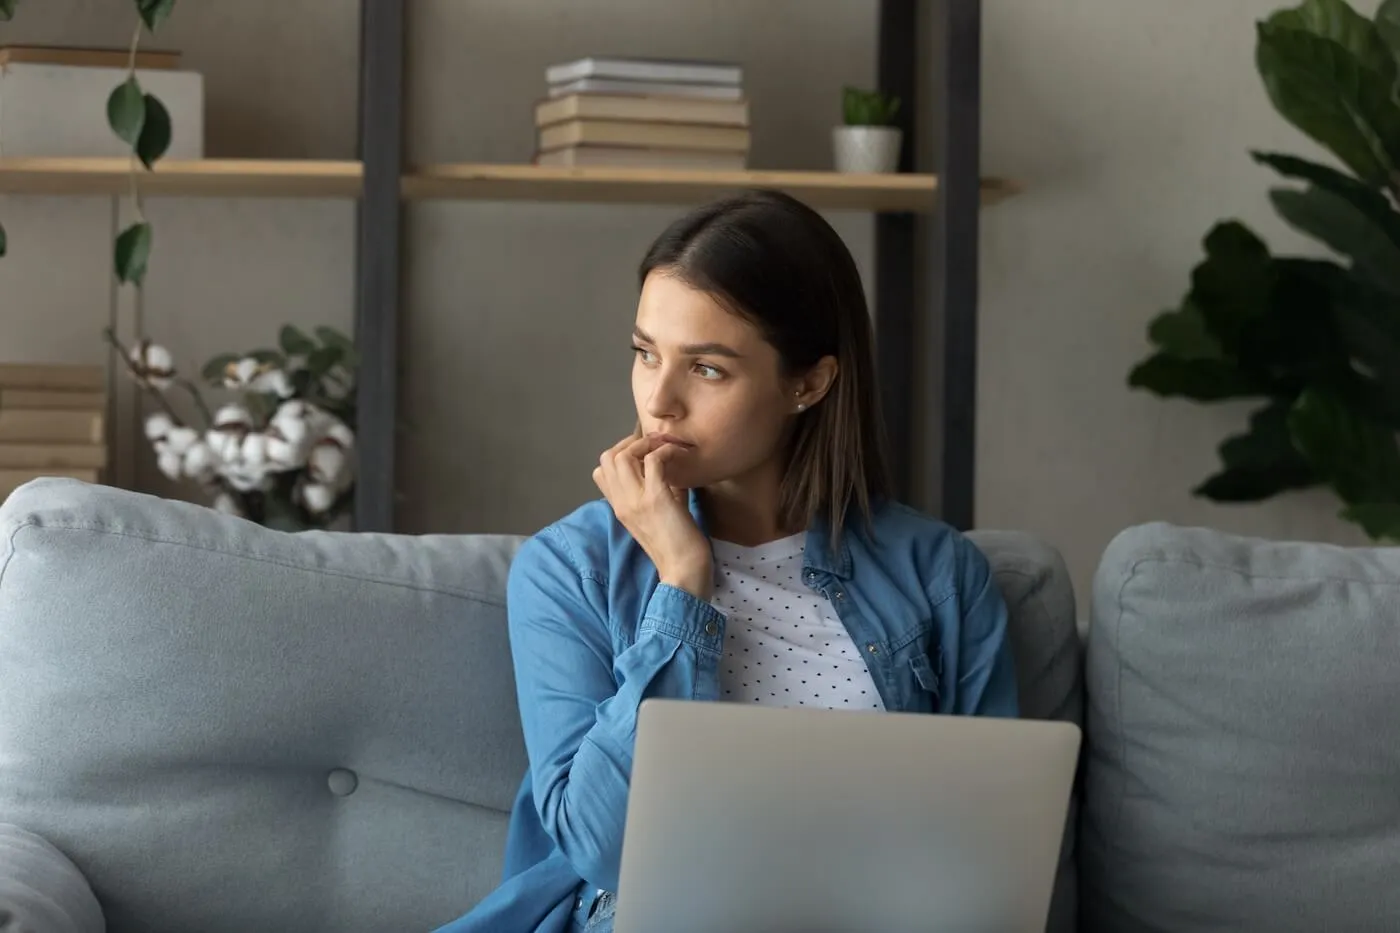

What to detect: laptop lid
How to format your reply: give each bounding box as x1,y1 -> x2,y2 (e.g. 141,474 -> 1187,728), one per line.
614,700 -> 1080,933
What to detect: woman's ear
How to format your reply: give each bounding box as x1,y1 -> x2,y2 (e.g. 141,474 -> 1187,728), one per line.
790,356 -> 839,412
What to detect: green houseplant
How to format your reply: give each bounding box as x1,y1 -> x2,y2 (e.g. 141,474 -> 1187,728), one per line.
833,86 -> 902,174
1130,0 -> 1400,542
0,0 -> 176,289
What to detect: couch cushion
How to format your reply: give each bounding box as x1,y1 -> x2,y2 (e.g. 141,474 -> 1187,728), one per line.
969,530 -> 1083,933
1081,522 -> 1400,933
0,479 -> 528,933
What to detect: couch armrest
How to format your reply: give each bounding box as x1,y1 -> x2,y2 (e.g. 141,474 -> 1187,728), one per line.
0,825 -> 103,933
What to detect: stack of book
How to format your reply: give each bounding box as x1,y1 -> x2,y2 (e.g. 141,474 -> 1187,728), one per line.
534,56 -> 750,170
0,363 -> 108,502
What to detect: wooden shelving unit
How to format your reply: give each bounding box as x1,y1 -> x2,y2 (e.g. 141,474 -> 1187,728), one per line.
0,157 -> 1019,213
403,163 -> 1019,211
0,157 -> 363,198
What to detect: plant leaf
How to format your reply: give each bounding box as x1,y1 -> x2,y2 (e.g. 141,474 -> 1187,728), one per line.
0,222 -> 6,258
1147,302 -> 1223,359
0,0 -> 15,21
1128,353 -> 1266,401
1251,151 -> 1397,222
1196,398 -> 1319,501
135,93 -> 171,168
201,352 -> 238,383
1288,387 -> 1400,504
1268,0 -> 1396,80
114,222 -> 153,285
1332,275 -> 1400,425
1236,258 -> 1347,377
1340,502 -> 1400,540
1256,18 -> 1400,184
106,77 -> 146,149
1269,186 -> 1400,292
136,0 -> 176,33
1188,222 -> 1274,353
307,345 -> 342,377
1375,0 -> 1400,70
315,326 -> 359,367
279,325 -> 317,356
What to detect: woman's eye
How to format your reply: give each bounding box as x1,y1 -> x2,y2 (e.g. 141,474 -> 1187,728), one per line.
632,346 -> 658,365
694,363 -> 723,380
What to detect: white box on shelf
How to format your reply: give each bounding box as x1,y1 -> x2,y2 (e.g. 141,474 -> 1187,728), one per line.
0,63 -> 204,158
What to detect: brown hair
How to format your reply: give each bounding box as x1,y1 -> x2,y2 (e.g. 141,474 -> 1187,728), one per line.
638,188 -> 892,546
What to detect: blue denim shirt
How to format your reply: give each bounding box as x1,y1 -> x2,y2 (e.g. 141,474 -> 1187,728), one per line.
432,494 -> 1018,933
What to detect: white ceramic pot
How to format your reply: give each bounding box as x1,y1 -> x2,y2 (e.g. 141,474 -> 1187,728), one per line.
832,126 -> 903,173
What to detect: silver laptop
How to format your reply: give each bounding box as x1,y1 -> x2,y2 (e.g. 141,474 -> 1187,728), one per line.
614,700 -> 1080,933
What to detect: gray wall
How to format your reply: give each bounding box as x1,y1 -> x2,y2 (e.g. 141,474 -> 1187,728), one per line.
0,0 -> 1372,602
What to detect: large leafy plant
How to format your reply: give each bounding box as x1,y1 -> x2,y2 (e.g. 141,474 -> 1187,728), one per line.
0,0 -> 176,287
1130,0 -> 1400,541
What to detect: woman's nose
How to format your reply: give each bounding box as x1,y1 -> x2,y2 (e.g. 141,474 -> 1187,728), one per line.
645,368 -> 684,418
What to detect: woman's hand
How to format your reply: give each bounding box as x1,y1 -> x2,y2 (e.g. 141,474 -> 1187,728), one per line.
593,432 -> 713,600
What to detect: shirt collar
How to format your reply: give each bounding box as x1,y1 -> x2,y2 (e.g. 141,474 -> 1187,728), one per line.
687,489 -> 853,579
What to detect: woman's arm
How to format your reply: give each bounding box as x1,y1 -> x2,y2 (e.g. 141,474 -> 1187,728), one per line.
952,538 -> 1020,717
506,527 -> 722,892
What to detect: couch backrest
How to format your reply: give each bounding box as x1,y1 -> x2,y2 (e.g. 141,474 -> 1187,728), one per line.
0,479 -> 1086,933
0,479 -> 530,933
1081,522 -> 1400,933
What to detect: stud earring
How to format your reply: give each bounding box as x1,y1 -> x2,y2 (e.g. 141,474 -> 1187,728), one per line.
796,403 -> 806,412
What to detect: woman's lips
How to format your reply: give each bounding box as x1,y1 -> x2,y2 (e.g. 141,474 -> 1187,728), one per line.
649,433 -> 695,449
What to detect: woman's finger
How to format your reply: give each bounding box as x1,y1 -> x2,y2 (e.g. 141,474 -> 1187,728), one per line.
642,444 -> 682,498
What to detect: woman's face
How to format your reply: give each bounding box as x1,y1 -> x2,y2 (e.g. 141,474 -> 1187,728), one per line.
631,270 -> 810,491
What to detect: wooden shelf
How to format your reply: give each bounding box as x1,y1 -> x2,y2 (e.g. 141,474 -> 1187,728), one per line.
0,158 -> 1021,211
403,163 -> 1020,211
0,158 -> 363,198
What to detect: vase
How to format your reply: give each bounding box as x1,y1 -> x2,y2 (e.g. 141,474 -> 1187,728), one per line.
832,126 -> 903,173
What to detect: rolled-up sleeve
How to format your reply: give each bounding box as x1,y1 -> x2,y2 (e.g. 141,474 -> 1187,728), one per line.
506,528 -> 725,892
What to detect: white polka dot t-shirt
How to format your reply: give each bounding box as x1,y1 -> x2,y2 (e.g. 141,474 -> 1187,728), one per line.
711,533 -> 884,710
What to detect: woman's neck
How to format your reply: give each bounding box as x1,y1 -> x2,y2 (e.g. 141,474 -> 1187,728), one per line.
699,464 -> 800,547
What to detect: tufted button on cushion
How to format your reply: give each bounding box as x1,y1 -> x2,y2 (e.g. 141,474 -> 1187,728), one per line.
327,769 -> 358,797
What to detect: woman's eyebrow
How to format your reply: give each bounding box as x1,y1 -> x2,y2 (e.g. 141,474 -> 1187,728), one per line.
633,326 -> 743,358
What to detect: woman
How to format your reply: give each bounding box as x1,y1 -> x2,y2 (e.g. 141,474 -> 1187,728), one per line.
435,189 -> 1018,933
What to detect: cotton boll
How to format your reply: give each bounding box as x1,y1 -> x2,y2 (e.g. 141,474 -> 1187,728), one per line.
323,419 -> 354,451
144,412 -> 175,441
307,441 -> 349,487
182,440 -> 220,483
157,448 -> 183,480
222,462 -> 271,493
299,482 -> 335,514
222,358 -> 262,389
252,368 -> 295,398
130,341 -> 176,389
165,426 -> 199,455
240,432 -> 271,468
212,492 -> 242,516
207,405 -> 254,460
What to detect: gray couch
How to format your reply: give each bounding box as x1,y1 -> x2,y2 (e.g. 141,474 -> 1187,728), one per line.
0,478 -> 1396,933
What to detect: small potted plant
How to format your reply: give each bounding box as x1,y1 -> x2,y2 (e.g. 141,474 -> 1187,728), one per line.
833,86 -> 902,173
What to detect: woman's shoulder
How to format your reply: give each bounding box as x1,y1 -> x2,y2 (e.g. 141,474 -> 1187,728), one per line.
857,498 -> 994,591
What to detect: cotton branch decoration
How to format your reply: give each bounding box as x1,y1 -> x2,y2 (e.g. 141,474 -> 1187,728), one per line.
107,324 -> 359,530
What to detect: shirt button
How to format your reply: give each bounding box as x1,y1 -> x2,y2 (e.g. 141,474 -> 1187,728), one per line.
704,621 -> 719,636
867,643 -> 879,654
834,591 -> 845,600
